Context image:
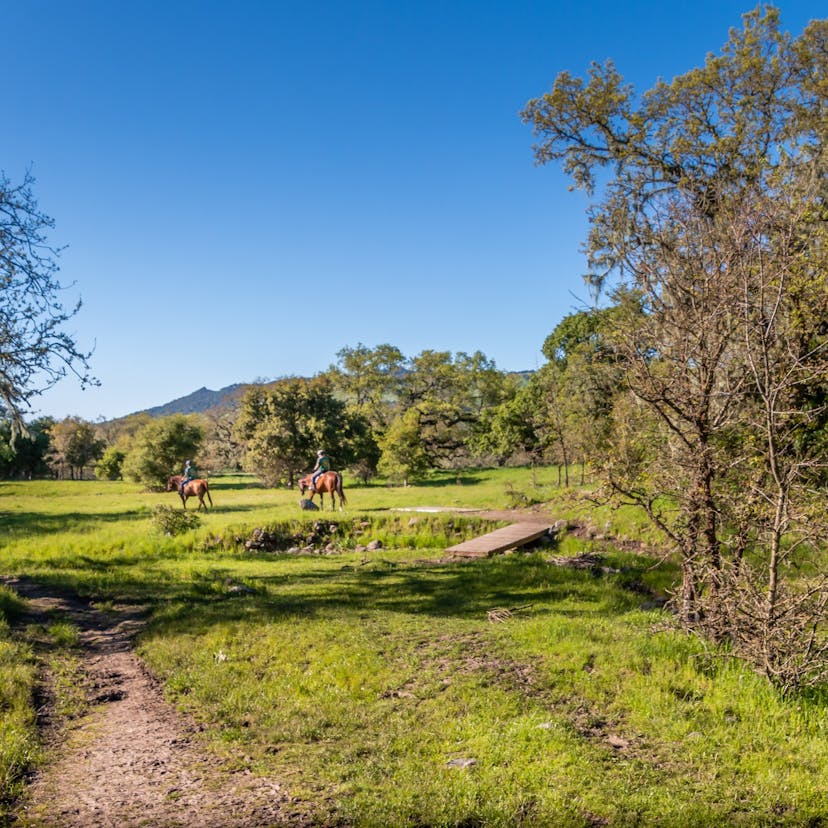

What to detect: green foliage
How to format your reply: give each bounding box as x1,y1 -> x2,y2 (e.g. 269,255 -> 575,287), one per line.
541,307 -> 616,366
152,504 -> 201,535
374,349 -> 515,477
48,417 -> 105,478
95,446 -> 126,480
122,414 -> 204,490
377,407 -> 431,485
326,342 -> 405,432
471,379 -> 542,465
0,416 -> 52,479
235,377 -> 360,487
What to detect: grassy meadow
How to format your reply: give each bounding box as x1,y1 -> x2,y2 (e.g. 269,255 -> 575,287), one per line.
1,469 -> 827,826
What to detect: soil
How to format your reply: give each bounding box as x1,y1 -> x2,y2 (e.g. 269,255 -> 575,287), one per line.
5,577 -> 312,828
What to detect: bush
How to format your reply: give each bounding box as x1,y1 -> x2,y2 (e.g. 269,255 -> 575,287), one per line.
151,505 -> 201,535
95,447 -> 126,480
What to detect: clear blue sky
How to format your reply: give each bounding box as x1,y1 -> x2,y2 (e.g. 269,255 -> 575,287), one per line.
4,0 -> 822,421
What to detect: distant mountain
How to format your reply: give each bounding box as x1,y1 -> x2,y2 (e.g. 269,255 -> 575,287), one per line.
139,384 -> 250,418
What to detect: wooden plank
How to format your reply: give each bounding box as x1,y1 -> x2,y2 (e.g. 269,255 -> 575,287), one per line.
446,523 -> 554,558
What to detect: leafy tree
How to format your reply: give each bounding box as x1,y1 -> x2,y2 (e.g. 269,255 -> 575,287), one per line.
95,446 -> 126,480
542,308 -> 624,483
385,350 -> 511,470
0,170 -> 96,429
323,342 -> 403,482
326,343 -> 405,433
0,416 -> 52,478
234,377 -> 361,487
377,408 -> 431,486
122,415 -> 204,490
469,377 -> 539,466
477,310 -> 621,480
337,406 -> 381,484
47,417 -> 105,479
522,6 -> 828,684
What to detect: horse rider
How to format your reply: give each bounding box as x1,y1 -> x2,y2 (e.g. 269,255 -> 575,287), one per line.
181,459 -> 197,494
309,450 -> 330,493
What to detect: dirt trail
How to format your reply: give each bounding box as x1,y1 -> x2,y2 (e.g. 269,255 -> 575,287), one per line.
6,578 -> 308,828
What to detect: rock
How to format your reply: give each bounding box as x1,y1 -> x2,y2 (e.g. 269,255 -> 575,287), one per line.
366,540 -> 383,551
445,757 -> 477,769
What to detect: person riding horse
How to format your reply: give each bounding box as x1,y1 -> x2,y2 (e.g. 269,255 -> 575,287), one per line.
180,459 -> 196,494
309,450 -> 330,493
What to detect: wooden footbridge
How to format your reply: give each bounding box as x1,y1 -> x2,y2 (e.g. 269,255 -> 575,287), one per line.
446,522 -> 555,559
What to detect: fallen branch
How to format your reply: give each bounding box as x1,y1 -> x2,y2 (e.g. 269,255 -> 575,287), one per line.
487,604 -> 533,623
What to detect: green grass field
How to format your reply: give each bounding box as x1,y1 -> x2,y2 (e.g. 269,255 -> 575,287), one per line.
2,470 -> 827,826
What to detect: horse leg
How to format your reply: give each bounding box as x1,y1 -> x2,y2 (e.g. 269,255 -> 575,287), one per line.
206,489 -> 213,509
180,493 -> 187,510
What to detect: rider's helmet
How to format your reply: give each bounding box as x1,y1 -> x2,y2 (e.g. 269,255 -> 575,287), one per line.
317,450 -> 325,456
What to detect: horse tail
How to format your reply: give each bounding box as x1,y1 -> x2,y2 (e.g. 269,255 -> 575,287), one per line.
205,482 -> 213,508
337,472 -> 347,504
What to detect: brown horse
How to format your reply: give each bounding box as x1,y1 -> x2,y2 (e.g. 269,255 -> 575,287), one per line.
298,471 -> 347,511
166,475 -> 213,510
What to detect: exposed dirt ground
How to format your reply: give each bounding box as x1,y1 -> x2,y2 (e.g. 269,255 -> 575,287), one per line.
5,577 -> 311,828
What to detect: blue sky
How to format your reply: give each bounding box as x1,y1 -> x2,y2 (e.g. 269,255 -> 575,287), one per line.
4,0 -> 822,421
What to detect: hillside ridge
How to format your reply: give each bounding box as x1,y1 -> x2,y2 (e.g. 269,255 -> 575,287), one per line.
136,383 -> 250,418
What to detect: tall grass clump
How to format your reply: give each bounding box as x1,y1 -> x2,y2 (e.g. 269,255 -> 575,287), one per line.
0,588 -> 39,818
152,504 -> 201,536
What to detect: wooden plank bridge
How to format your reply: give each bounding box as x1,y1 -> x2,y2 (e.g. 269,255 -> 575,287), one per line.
446,522 -> 555,559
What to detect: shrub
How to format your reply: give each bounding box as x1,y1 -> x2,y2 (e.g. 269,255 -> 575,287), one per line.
151,504 -> 200,535
95,447 -> 126,480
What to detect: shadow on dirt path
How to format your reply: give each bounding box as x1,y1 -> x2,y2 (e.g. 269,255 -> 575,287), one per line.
4,577 -> 314,828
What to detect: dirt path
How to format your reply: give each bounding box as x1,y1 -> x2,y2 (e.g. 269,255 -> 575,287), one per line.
6,578 -> 310,828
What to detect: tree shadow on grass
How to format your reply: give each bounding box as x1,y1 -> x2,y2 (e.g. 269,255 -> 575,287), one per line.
88,553 -> 660,640
2,509 -> 152,537
204,480 -> 267,491
407,475 -> 482,488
